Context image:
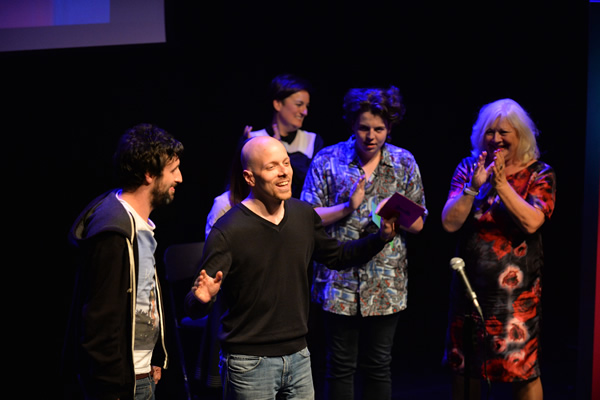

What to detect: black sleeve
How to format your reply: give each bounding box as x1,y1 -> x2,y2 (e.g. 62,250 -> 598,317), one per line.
184,290 -> 215,320
310,209 -> 387,270
79,232 -> 133,397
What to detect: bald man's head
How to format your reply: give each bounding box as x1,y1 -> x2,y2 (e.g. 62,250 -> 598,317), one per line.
241,136 -> 293,202
241,136 -> 284,170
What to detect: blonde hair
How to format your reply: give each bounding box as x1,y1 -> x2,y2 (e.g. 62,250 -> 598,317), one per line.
470,98 -> 540,163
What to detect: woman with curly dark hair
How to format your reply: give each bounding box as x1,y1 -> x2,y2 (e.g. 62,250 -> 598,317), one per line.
301,86 -> 427,399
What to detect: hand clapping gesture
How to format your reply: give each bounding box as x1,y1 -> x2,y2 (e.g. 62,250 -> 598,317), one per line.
471,149 -> 508,190
489,150 -> 508,190
470,151 -> 489,189
243,125 -> 253,139
349,175 -> 366,211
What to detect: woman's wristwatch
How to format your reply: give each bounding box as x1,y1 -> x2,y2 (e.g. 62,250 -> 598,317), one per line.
463,185 -> 479,196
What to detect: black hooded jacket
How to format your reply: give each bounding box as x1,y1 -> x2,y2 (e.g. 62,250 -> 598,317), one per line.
63,190 -> 167,400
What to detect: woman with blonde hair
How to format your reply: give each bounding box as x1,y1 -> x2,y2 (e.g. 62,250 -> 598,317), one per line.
442,98 -> 556,400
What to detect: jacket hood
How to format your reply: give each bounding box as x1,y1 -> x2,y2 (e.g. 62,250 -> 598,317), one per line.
69,190 -> 134,247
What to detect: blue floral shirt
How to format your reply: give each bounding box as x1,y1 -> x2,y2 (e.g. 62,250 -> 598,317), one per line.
301,136 -> 426,316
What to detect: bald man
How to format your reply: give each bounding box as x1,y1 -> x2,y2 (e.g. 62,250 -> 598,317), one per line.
185,136 -> 397,399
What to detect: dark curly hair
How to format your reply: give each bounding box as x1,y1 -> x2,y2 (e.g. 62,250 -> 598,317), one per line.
113,123 -> 184,191
342,86 -> 406,131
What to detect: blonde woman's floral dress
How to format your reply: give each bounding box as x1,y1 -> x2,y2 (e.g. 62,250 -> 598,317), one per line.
443,158 -> 556,382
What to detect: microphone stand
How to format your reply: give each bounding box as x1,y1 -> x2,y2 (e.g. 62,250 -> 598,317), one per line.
464,313 -> 472,400
462,308 -> 479,400
450,258 -> 490,400
462,304 -> 491,400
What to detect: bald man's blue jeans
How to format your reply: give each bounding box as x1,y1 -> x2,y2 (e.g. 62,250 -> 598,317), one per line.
220,347 -> 314,399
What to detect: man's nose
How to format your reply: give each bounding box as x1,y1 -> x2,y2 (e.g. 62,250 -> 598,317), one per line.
279,164 -> 291,175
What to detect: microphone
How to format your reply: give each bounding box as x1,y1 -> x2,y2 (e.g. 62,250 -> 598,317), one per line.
450,257 -> 484,321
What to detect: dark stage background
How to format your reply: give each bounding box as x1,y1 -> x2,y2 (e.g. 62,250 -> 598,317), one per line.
3,1 -> 595,398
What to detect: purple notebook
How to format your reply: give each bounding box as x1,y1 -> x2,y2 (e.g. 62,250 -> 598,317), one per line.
376,192 -> 426,228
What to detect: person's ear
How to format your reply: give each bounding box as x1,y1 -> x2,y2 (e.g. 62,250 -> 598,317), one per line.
144,172 -> 154,186
243,170 -> 255,186
273,99 -> 283,112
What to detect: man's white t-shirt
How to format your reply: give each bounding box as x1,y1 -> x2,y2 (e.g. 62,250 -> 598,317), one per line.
117,192 -> 159,375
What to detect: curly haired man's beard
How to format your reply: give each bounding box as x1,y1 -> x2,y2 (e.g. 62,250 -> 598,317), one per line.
151,183 -> 175,209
